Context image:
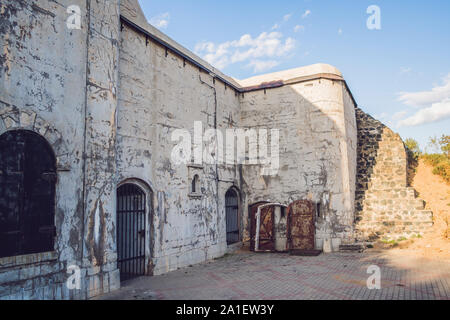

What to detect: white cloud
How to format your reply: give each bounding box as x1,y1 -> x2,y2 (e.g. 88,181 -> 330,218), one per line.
271,23 -> 280,30
395,73 -> 450,127
247,60 -> 280,73
149,12 -> 170,29
338,28 -> 343,35
398,99 -> 450,127
195,31 -> 296,72
302,10 -> 311,19
283,14 -> 292,22
294,25 -> 305,33
397,73 -> 450,108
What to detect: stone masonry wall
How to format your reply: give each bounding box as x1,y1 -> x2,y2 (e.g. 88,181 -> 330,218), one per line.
354,108 -> 433,241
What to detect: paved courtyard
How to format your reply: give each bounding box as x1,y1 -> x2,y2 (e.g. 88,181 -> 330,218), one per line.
100,250 -> 450,300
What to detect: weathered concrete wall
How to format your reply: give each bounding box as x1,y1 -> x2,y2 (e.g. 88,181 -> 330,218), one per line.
354,108 -> 433,241
239,76 -> 357,250
117,13 -> 243,275
0,0 -> 120,300
82,0 -> 121,298
0,0 -> 87,300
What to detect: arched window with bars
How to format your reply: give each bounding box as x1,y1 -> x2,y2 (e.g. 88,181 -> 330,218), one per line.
0,130 -> 57,258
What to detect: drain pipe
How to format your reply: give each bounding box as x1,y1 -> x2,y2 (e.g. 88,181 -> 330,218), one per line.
198,74 -> 220,244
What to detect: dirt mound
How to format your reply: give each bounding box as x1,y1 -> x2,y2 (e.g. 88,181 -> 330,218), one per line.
385,159 -> 450,259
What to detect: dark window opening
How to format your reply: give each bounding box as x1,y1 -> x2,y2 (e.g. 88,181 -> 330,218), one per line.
0,130 -> 57,258
191,175 -> 199,194
225,188 -> 239,245
281,207 -> 286,218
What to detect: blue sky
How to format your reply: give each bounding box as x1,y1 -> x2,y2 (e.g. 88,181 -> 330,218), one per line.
138,0 -> 450,150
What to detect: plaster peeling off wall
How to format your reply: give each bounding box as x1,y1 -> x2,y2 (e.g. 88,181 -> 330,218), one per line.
240,76 -> 357,250
0,0 -> 88,300
354,108 -> 433,241
117,17 -> 242,275
80,0 -> 122,299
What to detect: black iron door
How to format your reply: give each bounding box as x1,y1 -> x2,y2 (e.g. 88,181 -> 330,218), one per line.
0,130 -> 56,258
225,189 -> 239,245
117,184 -> 146,281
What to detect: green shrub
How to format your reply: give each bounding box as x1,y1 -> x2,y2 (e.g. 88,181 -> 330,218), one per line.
433,164 -> 450,183
422,154 -> 447,166
405,138 -> 421,159
422,153 -> 450,184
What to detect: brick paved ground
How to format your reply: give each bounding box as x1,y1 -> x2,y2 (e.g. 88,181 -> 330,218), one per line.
99,250 -> 450,300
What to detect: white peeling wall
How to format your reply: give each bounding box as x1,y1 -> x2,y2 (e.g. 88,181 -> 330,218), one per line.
117,25 -> 242,275
0,0 -> 88,299
0,0 -> 87,257
240,79 -> 357,249
0,0 -> 122,300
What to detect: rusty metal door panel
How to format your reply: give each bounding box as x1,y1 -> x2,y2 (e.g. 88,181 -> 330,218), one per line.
257,206 -> 276,252
287,200 -> 316,251
249,202 -> 269,251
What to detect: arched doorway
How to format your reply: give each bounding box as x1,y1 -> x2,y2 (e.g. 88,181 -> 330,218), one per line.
116,183 -> 147,281
225,188 -> 239,245
0,130 -> 57,258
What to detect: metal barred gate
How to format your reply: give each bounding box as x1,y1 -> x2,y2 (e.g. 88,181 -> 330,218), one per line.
117,184 -> 146,281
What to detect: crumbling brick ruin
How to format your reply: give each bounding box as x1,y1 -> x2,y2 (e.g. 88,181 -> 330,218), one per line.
354,109 -> 433,241
0,0 -> 432,300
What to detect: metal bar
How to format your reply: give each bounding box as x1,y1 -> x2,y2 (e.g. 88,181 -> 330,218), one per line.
126,188 -> 130,278
134,197 -> 137,276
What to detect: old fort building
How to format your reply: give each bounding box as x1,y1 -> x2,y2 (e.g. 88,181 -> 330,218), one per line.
0,0 -> 433,299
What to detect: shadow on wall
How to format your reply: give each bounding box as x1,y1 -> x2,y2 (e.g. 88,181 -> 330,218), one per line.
406,149 -> 419,187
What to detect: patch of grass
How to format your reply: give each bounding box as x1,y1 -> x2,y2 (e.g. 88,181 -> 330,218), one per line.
381,239 -> 399,246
